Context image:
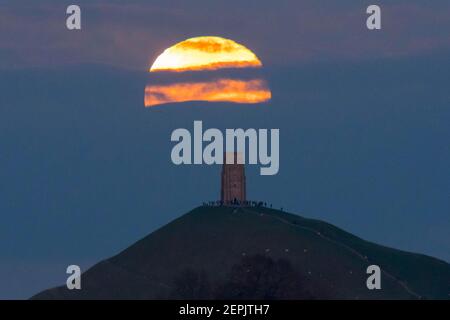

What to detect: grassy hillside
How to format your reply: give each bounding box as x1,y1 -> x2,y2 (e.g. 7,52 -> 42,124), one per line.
32,206 -> 450,299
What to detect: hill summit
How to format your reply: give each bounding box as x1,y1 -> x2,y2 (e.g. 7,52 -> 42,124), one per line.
32,206 -> 450,299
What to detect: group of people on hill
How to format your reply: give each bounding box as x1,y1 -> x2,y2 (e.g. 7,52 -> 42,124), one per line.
202,200 -> 283,211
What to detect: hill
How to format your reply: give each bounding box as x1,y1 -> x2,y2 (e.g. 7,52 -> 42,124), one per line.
32,206 -> 450,299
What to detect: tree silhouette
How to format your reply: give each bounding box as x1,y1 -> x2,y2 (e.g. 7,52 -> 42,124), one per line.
169,268 -> 212,299
216,254 -> 313,299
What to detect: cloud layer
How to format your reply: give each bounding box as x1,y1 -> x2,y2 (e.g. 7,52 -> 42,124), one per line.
1,1 -> 450,69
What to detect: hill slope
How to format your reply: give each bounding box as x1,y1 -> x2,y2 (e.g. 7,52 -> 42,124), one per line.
32,206 -> 450,299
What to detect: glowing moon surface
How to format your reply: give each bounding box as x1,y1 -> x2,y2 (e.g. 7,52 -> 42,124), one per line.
145,36 -> 271,107
145,79 -> 271,107
149,36 -> 262,72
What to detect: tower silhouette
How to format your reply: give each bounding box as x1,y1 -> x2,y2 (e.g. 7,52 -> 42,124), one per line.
221,152 -> 246,204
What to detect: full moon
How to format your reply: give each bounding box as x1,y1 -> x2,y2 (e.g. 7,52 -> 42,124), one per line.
149,36 -> 262,72
145,36 -> 271,107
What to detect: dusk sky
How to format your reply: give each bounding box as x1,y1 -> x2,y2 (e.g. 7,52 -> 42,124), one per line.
0,1 -> 449,299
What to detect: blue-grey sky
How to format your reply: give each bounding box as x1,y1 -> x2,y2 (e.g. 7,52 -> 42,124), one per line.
0,1 -> 449,299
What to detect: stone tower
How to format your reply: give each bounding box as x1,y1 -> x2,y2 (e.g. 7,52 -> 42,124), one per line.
221,152 -> 246,204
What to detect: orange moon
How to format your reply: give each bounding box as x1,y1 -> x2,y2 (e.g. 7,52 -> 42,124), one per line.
145,79 -> 271,106
149,36 -> 262,72
145,36 -> 271,107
